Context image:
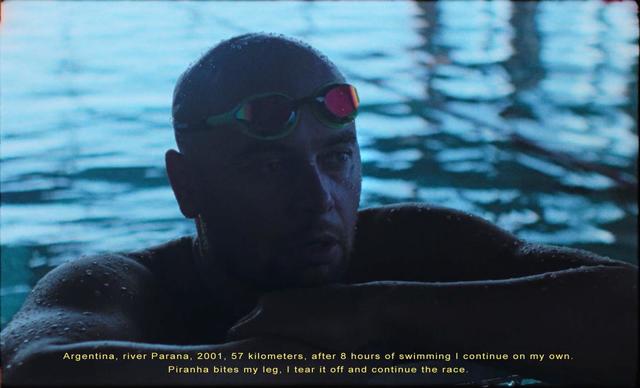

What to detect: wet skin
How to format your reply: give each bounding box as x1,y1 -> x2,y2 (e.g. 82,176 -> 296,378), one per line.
176,80 -> 361,292
1,34 -> 638,386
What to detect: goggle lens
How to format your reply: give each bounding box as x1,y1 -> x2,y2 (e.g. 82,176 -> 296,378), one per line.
239,95 -> 296,137
213,83 -> 359,139
324,84 -> 359,120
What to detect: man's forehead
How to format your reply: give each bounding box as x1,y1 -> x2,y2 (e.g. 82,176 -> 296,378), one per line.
174,34 -> 351,158
214,62 -> 342,112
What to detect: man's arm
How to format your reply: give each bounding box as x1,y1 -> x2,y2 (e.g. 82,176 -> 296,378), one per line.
0,255 -> 325,385
4,337 -> 337,385
374,264 -> 637,385
230,203 -> 638,385
1,254 -> 176,385
230,264 -> 637,385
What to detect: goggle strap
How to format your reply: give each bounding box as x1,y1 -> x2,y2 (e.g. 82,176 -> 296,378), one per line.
236,104 -> 250,121
206,111 -> 236,127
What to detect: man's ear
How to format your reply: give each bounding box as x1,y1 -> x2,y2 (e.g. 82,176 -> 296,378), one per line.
165,149 -> 200,219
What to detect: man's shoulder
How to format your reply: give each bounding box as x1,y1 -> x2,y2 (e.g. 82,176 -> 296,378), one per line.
356,201 -> 518,236
56,235 -> 194,277
349,203 -> 462,282
358,201 -> 463,216
125,235 -> 196,273
349,202 -> 518,282
29,236 -> 196,309
356,202 -> 480,231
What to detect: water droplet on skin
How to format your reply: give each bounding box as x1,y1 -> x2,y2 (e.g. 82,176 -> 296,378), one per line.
64,327 -> 70,332
61,278 -> 68,283
103,283 -> 110,288
23,339 -> 30,343
85,269 -> 93,276
82,311 -> 91,316
120,287 -> 128,292
94,290 -> 102,297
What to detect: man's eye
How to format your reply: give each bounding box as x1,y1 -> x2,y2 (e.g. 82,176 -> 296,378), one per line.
321,150 -> 353,169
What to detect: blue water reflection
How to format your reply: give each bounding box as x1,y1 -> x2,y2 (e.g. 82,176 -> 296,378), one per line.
1,1 -> 637,328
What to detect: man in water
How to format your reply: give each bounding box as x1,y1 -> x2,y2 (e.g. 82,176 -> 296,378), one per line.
1,33 -> 637,386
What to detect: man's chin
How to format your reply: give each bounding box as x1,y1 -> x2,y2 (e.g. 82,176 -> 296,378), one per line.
293,262 -> 346,287
262,254 -> 349,291
288,244 -> 350,285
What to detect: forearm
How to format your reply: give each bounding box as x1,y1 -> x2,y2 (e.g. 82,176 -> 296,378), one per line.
4,337 -> 308,386
371,264 -> 638,384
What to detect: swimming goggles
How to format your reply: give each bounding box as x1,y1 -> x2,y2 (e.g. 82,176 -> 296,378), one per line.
198,83 -> 359,140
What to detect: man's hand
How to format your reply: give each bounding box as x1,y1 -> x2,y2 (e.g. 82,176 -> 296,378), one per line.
227,284 -> 381,351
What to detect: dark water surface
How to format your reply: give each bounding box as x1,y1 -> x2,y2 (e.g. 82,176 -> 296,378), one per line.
1,1 -> 638,328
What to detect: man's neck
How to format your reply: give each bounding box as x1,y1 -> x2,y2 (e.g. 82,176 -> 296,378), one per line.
191,235 -> 262,324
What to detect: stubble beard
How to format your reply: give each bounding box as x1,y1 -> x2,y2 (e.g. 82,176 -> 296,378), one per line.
195,214 -> 355,292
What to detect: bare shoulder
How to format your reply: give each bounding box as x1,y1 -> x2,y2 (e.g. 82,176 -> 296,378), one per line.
356,202 -> 513,237
3,252 -> 158,347
1,237 -> 194,366
349,203 -> 515,282
16,236 -> 194,315
23,253 -> 156,313
349,203 -> 635,282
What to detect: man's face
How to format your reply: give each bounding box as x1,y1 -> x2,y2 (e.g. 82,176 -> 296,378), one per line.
187,65 -> 362,290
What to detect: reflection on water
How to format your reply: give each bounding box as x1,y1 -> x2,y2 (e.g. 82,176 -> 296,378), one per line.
0,1 -> 637,328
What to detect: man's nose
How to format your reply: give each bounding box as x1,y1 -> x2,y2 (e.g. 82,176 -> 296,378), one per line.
294,161 -> 335,215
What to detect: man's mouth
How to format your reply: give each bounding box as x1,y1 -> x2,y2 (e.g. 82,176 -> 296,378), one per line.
299,234 -> 341,265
